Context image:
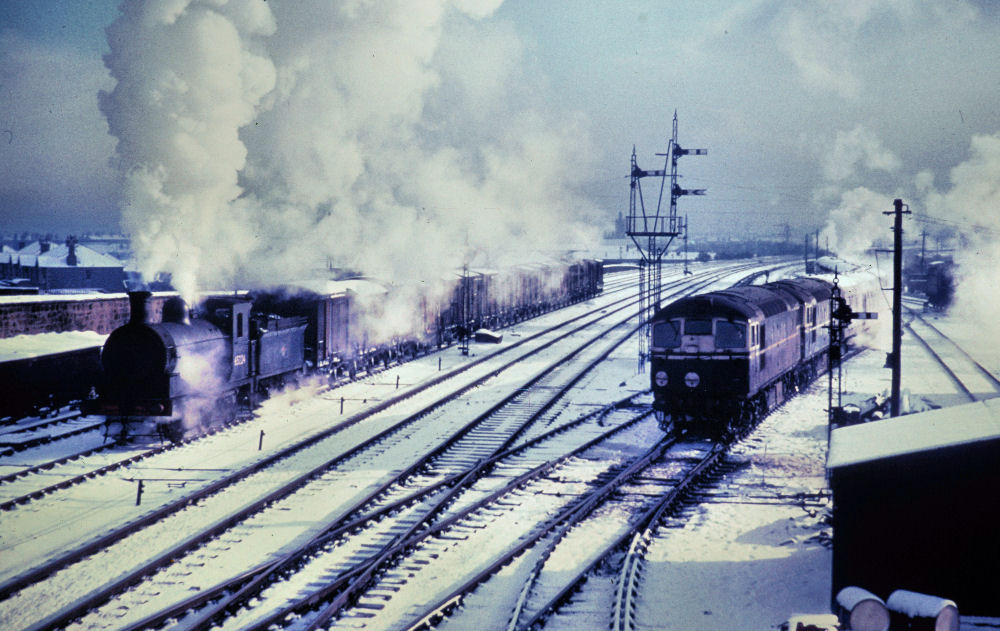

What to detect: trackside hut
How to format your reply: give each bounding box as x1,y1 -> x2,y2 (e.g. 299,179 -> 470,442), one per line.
827,398 -> 1000,616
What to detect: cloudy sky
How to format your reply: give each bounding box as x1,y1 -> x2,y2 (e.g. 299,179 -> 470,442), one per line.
1,1 -> 998,292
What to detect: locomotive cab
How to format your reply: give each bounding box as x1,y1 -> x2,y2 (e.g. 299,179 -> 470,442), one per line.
652,317 -> 749,354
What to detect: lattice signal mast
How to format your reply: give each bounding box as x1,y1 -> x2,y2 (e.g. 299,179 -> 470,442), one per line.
626,111 -> 706,370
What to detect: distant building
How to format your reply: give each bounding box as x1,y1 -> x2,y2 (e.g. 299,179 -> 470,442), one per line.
0,237 -> 126,292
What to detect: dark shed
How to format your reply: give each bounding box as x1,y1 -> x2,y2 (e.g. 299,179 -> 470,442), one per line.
827,398 -> 1000,616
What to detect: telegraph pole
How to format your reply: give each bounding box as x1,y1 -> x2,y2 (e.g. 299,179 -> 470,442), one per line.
885,198 -> 910,416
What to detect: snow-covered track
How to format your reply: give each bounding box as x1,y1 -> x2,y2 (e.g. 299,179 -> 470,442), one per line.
4,269 -> 667,631
0,441 -> 165,509
607,439 -> 725,631
0,288 -> 630,598
0,411 -> 102,454
905,309 -> 1000,402
501,437 -> 725,631
312,407 -> 664,631
0,261 -> 781,631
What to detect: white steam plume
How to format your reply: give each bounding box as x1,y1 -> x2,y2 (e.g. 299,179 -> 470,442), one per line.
100,1 -> 277,299
922,132 -> 1000,327
100,0 -> 602,302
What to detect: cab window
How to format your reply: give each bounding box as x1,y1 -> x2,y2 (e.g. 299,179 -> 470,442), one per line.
653,319 -> 681,348
684,319 -> 712,335
715,321 -> 747,349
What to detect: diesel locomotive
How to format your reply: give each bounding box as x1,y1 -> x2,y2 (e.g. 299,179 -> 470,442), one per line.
650,264 -> 881,436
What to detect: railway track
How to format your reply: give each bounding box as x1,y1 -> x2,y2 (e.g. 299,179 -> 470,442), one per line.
3,277 -> 641,607
0,262 -> 761,520
0,273 -> 651,513
903,306 -> 1000,403
0,276 -> 644,497
56,286 -> 649,631
0,260 -> 785,631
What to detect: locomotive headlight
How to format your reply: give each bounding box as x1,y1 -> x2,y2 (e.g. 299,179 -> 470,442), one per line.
684,372 -> 700,388
654,371 -> 668,387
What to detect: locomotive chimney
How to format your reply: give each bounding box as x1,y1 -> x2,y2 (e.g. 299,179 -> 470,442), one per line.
128,290 -> 153,325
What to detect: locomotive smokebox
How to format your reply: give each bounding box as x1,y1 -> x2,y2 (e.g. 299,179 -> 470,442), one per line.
128,291 -> 153,325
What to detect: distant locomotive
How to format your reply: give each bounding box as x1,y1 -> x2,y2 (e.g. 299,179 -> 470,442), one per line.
904,255 -> 955,311
86,257 -> 603,440
650,265 -> 881,436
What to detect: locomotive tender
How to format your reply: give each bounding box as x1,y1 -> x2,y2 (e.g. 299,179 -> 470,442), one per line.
87,257 -> 602,440
650,265 -> 881,435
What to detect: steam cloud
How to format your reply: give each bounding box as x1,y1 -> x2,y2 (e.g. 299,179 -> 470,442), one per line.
99,0 -> 602,302
921,132 -> 1000,327
817,126 -> 1000,353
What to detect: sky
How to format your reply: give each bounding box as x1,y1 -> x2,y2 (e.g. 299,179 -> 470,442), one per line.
1,0 -> 999,295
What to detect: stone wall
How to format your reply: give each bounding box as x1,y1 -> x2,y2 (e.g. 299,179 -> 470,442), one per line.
0,294 -> 169,338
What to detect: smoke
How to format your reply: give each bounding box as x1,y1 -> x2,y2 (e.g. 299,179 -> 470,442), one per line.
921,132 -> 1000,327
815,126 -> 901,261
817,124 -> 1000,349
820,186 -> 895,262
99,0 -> 602,304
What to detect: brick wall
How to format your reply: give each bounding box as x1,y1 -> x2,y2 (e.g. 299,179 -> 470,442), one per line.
0,295 -> 170,338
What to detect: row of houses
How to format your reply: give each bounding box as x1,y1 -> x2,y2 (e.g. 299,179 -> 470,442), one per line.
0,237 -> 126,293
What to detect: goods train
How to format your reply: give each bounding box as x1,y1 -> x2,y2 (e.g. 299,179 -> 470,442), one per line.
85,258 -> 602,440
0,343 -> 102,419
650,259 -> 881,436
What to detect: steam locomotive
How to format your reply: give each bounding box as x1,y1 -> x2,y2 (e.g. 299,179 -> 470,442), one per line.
650,262 -> 881,436
85,258 -> 603,440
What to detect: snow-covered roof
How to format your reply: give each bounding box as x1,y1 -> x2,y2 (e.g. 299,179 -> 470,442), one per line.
283,280 -> 351,297
0,290 -> 182,305
337,278 -> 388,297
12,241 -> 123,268
0,331 -> 107,362
827,397 -> 1000,470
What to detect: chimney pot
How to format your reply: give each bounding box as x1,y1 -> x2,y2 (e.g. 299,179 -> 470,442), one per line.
66,236 -> 78,266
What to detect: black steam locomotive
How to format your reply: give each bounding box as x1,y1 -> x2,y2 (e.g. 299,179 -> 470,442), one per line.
650,265 -> 881,436
89,291 -> 307,439
86,258 -> 603,440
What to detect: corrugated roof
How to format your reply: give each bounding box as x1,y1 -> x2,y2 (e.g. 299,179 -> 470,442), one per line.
827,397 -> 1000,469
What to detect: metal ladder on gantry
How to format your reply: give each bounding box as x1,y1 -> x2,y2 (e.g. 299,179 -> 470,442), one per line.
625,111 -> 706,371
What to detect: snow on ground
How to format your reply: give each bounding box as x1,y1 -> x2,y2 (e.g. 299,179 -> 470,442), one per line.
624,301 -> 1000,630
7,270 -> 998,630
635,376 -> 834,631
0,331 -> 106,362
